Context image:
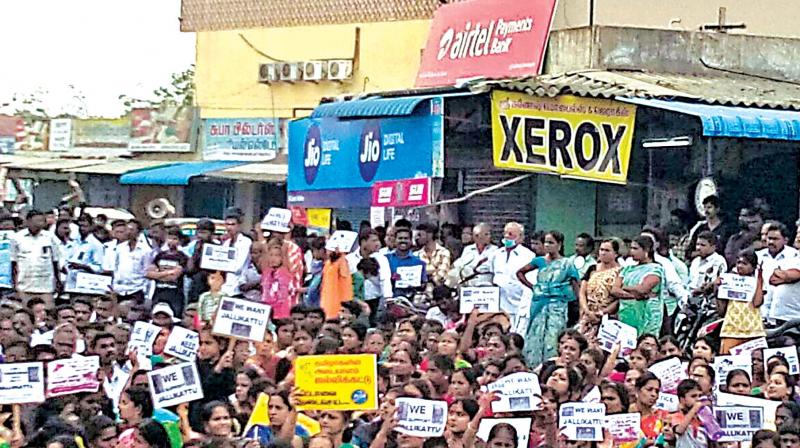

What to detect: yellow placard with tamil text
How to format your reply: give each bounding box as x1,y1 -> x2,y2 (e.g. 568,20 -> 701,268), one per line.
295,354 -> 378,411
492,91 -> 637,185
306,208 -> 332,230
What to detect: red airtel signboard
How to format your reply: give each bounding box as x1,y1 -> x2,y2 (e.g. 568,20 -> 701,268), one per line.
415,0 -> 557,88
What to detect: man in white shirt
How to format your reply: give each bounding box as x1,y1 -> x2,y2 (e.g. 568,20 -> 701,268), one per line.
491,222 -> 534,323
448,223 -> 497,287
11,209 -> 61,307
688,231 -> 728,296
759,222 -> 800,323
220,207 -> 252,297
346,229 -> 392,322
109,220 -> 152,303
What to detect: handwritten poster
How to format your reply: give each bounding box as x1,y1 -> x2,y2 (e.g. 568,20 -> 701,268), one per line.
212,297 -> 271,342
0,362 -> 45,404
648,356 -> 686,393
325,230 -> 358,253
147,362 -> 204,408
730,337 -> 768,356
606,413 -> 641,443
46,356 -> 100,397
395,398 -> 448,437
487,372 -> 541,412
163,326 -> 199,362
294,354 -> 377,411
654,393 -> 679,412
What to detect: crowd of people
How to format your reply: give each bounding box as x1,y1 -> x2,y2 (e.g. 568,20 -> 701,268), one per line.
1,194 -> 800,448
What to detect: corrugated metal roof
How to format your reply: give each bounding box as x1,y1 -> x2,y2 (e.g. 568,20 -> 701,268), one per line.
63,160 -> 176,175
180,0 -> 461,32
5,158 -> 107,171
471,70 -> 800,110
205,162 -> 288,182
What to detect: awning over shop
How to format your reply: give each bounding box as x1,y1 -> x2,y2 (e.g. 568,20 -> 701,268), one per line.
310,92 -> 471,118
619,97 -> 800,141
63,160 -> 176,175
5,158 -> 107,171
204,162 -> 287,183
119,161 -> 244,186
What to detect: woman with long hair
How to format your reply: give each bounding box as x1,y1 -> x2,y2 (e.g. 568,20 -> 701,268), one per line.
611,236 -> 666,337
578,239 -> 621,343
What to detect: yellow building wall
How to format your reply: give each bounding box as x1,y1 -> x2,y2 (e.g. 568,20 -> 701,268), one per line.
195,20 -> 432,119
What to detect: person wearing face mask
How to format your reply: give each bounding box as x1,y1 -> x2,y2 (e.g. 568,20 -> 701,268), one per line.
490,222 -> 534,329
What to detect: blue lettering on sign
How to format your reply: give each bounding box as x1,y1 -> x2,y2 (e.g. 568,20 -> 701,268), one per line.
304,124 -> 322,184
358,121 -> 381,182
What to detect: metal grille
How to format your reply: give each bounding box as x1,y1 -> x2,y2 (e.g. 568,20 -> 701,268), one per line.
462,169 -> 534,240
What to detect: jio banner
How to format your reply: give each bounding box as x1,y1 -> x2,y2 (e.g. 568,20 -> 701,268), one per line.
492,91 -> 637,185
416,0 -> 557,88
288,107 -> 443,206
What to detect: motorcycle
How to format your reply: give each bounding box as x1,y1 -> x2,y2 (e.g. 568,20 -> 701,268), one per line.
674,291 -> 722,351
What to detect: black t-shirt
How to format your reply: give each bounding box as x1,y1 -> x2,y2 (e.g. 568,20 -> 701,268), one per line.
153,250 -> 188,289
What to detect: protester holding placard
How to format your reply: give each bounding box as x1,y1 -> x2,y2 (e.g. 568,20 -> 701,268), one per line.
578,239 -> 622,344
717,250 -> 767,354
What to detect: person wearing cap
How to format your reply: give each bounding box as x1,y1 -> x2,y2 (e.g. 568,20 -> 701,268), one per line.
261,209 -> 304,301
151,302 -> 179,328
220,207 -> 252,297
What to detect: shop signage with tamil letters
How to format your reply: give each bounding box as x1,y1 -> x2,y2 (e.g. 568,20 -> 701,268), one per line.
416,0 -> 557,88
491,91 -> 637,185
202,118 -> 281,161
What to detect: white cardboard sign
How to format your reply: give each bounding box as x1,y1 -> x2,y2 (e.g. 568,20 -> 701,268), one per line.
200,244 -> 240,273
262,207 -> 292,232
127,321 -> 161,357
394,398 -> 448,438
606,413 -> 641,443
459,286 -> 501,313
147,362 -> 204,408
730,337 -> 768,356
558,402 -> 605,441
654,393 -> 679,412
212,297 -> 271,342
477,418 -> 532,448
713,355 -> 752,387
714,406 -> 763,442
46,356 -> 100,397
718,273 -> 758,302
764,346 -> 800,375
395,265 -> 423,289
648,356 -> 686,393
163,326 -> 200,362
597,316 -> 638,356
716,392 -> 778,430
67,272 -> 112,295
487,372 -> 542,412
0,362 -> 45,404
325,230 -> 358,253
369,207 -> 385,229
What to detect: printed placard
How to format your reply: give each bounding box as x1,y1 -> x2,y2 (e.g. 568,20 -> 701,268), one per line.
262,207 -> 292,232
0,362 -> 45,404
163,326 -> 200,362
606,413 -> 641,443
730,337 -> 768,356
715,406 -> 763,442
200,244 -> 240,273
716,392 -> 779,430
597,317 -> 638,356
395,265 -> 423,289
294,354 -> 378,411
764,346 -> 800,375
394,398 -> 448,438
66,271 -> 112,295
325,230 -> 358,253
558,402 -> 605,441
46,356 -> 100,397
147,362 -> 204,408
648,356 -> 686,393
369,207 -> 386,229
127,321 -> 161,357
477,418 -> 532,448
654,393 -> 679,412
718,273 -> 758,302
713,355 -> 752,387
212,297 -> 271,342
487,372 -> 542,412
459,286 -> 501,313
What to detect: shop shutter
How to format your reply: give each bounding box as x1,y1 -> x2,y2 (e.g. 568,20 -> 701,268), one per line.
463,169 -> 534,240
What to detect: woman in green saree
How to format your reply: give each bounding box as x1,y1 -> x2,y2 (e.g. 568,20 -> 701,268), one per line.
611,235 -> 666,337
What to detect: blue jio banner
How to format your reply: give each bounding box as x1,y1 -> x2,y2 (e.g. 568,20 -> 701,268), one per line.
288,114 -> 443,193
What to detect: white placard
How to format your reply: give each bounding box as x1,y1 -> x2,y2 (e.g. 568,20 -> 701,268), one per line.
395,265 -> 423,289
558,402 -> 605,441
477,418 -> 532,448
730,337 -> 768,356
49,118 -> 72,152
487,372 -> 542,412
654,393 -> 679,412
714,406 -> 763,442
764,346 -> 800,375
459,286 -> 501,313
605,413 -> 641,443
163,326 -> 199,362
262,207 -> 292,232
66,271 -> 112,295
648,356 -> 686,393
370,207 -> 386,229
713,355 -> 752,387
325,230 -> 358,253
212,297 -> 271,342
46,356 -> 100,397
597,316 -> 638,356
127,321 -> 161,357
0,362 -> 45,404
716,392 -> 779,430
394,397 -> 448,438
200,244 -> 240,273
582,386 -> 601,404
718,273 -> 758,302
147,362 -> 204,408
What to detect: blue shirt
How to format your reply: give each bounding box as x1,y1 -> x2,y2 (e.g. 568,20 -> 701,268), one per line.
65,234 -> 105,273
386,251 -> 427,297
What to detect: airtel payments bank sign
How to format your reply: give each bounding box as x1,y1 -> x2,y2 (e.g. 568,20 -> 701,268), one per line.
416,0 -> 557,88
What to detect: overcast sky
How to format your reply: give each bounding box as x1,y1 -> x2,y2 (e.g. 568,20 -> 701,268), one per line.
0,0 -> 195,118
